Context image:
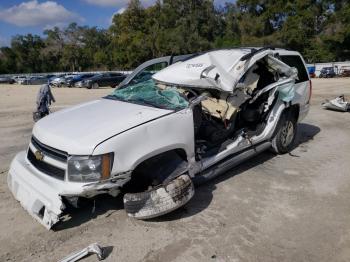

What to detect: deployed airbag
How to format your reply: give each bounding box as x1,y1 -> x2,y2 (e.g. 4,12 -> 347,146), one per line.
277,81 -> 295,102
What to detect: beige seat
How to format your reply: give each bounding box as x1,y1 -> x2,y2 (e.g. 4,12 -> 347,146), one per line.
201,93 -> 238,121
242,64 -> 260,94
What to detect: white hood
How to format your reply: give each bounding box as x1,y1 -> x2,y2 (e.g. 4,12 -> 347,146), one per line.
33,99 -> 172,155
153,49 -> 283,92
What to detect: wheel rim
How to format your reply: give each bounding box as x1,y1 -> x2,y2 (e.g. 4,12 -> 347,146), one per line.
281,121 -> 294,147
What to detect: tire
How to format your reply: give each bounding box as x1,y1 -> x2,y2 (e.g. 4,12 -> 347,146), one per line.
92,82 -> 99,89
123,174 -> 195,219
271,112 -> 297,154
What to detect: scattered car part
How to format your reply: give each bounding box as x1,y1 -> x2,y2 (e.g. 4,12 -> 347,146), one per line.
58,243 -> 106,262
124,174 -> 194,219
322,95 -> 350,112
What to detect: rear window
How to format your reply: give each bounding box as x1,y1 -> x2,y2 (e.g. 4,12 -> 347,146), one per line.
280,55 -> 309,83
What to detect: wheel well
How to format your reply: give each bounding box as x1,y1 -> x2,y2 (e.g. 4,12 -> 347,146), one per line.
288,104 -> 300,121
122,149 -> 188,193
271,104 -> 300,140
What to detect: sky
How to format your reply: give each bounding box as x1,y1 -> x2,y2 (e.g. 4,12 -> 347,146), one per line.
0,0 -> 233,47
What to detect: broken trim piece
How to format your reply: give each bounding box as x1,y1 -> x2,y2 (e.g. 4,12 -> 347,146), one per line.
59,243 -> 106,262
322,95 -> 350,112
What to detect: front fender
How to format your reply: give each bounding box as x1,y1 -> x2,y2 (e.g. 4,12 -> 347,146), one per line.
92,109 -> 195,176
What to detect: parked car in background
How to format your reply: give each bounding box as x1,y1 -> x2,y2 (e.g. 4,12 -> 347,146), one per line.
74,80 -> 85,88
319,67 -> 336,78
0,76 -> 15,84
12,76 -> 27,84
339,66 -> 350,77
340,70 -> 350,77
22,76 -> 49,85
82,73 -> 126,89
66,73 -> 95,87
50,74 -> 75,87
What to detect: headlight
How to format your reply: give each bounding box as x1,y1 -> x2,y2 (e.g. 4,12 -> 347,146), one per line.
67,153 -> 113,182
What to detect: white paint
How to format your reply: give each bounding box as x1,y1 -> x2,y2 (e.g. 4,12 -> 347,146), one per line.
33,99 -> 172,155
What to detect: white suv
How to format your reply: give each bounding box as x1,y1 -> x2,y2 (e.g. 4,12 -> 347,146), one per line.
8,47 -> 311,229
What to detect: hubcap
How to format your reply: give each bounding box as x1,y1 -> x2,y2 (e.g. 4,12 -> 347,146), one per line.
281,121 -> 294,147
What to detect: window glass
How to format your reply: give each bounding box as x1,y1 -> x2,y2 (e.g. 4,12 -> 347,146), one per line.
108,79 -> 188,110
131,62 -> 168,85
280,55 -> 309,83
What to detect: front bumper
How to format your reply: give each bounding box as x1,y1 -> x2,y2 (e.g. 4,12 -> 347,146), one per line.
8,151 -> 130,229
8,151 -> 63,229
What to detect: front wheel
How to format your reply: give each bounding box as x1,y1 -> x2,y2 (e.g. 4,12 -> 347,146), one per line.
124,174 -> 195,219
271,113 -> 297,154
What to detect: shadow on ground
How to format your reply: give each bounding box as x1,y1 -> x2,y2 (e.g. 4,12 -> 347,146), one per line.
55,123 -> 321,228
292,123 -> 321,151
54,194 -> 124,231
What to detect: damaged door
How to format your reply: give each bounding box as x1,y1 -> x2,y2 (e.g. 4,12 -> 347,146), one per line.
195,54 -> 297,171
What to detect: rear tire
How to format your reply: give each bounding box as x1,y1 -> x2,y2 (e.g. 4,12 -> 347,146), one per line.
271,112 -> 297,154
93,83 -> 99,89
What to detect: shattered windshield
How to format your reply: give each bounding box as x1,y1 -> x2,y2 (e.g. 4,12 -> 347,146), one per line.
107,79 -> 189,110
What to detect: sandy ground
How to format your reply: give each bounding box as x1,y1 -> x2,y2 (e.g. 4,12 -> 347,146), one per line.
0,79 -> 350,262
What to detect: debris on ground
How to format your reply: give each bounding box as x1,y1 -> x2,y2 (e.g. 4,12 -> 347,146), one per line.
58,243 -> 106,262
322,95 -> 350,112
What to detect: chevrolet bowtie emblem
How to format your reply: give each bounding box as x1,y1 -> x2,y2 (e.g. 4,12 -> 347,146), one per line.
34,150 -> 44,161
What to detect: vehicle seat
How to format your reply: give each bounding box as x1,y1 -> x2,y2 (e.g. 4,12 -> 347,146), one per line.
242,64 -> 260,94
201,94 -> 238,121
